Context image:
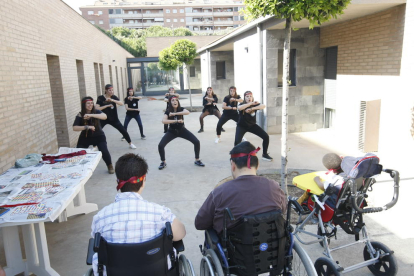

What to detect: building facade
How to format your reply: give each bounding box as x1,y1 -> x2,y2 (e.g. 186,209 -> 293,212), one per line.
80,0 -> 246,33
0,0 -> 133,173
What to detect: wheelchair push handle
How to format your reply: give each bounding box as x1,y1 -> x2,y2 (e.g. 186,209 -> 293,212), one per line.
351,169 -> 400,214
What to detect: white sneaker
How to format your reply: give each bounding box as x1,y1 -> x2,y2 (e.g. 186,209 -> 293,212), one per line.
215,138 -> 221,144
93,146 -> 98,151
242,137 -> 248,142
129,143 -> 137,149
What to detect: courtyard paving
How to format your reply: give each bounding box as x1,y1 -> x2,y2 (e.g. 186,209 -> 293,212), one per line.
1,93 -> 413,275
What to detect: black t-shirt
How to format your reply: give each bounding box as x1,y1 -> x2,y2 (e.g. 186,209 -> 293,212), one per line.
73,110 -> 105,137
96,95 -> 119,121
124,97 -> 140,116
202,94 -> 219,113
222,95 -> 241,115
238,103 -> 260,128
165,107 -> 185,132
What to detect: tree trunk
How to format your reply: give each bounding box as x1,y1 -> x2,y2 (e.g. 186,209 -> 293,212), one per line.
281,16 -> 292,195
184,63 -> 193,111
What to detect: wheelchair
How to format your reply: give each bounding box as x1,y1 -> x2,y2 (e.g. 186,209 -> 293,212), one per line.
290,154 -> 400,275
199,208 -> 317,276
84,222 -> 195,276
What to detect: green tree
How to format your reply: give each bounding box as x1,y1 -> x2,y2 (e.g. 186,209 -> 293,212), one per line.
159,39 -> 197,110
243,0 -> 351,194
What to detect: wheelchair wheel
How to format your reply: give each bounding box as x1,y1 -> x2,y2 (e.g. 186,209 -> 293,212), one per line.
200,248 -> 224,276
363,241 -> 398,276
291,242 -> 318,275
317,226 -> 331,247
314,257 -> 340,276
179,254 -> 193,276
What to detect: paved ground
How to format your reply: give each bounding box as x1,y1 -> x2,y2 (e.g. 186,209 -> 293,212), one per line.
1,94 -> 413,275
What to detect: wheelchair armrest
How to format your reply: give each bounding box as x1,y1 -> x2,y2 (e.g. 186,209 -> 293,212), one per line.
86,238 -> 94,265
206,229 -> 220,245
165,222 -> 173,240
93,233 -> 101,252
173,240 -> 185,253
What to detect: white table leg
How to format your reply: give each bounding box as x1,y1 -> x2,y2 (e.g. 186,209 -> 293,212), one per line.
2,226 -> 28,276
21,222 -> 59,276
65,186 -> 98,218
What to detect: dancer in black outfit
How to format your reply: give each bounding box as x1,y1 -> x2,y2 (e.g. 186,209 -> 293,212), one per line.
215,86 -> 243,143
96,84 -> 136,149
158,96 -> 205,170
198,87 -> 224,133
73,96 -> 114,174
122,87 -> 146,141
235,91 -> 273,161
163,87 -> 179,133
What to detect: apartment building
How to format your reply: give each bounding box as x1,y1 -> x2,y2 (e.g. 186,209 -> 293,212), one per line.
80,0 -> 246,32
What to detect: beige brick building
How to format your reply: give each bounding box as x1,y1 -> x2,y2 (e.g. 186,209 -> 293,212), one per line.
0,0 -> 133,173
80,0 -> 246,33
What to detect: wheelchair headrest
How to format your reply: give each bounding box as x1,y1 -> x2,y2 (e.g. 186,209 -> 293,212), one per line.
341,153 -> 382,179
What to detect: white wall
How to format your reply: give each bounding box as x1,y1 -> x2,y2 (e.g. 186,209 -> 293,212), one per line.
200,51 -> 210,91
234,32 -> 261,100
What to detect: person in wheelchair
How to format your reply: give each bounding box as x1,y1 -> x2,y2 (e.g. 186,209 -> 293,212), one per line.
90,153 -> 186,276
194,142 -> 318,276
294,153 -> 344,207
195,141 -> 286,234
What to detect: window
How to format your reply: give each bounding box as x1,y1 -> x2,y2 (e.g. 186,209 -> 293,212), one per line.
89,21 -> 95,24
173,9 -> 177,13
234,7 -> 239,12
109,9 -> 113,14
216,61 -> 226,80
180,9 -> 184,13
88,11 -> 94,15
115,9 -> 122,14
325,47 -> 338,80
166,19 -> 171,22
173,19 -> 177,22
277,49 -> 296,87
129,11 -> 133,14
190,66 -> 196,77
180,19 -> 184,22
98,11 -> 103,15
234,16 -> 239,21
240,16 -> 244,20
185,7 -> 192,13
166,9 -> 170,13
99,20 -> 104,24
110,18 -> 122,24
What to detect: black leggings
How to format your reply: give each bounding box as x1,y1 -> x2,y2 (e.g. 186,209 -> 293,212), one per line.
77,135 -> 112,166
101,119 -> 131,143
216,113 -> 239,135
199,109 -> 221,127
234,124 -> 270,154
158,128 -> 200,161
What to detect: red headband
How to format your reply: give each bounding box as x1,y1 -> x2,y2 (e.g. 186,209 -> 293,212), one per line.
116,175 -> 146,191
230,147 -> 261,169
82,99 -> 93,103
245,92 -> 252,95
170,96 -> 178,100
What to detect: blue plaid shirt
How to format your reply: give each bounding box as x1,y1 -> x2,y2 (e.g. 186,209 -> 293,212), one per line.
91,192 -> 176,275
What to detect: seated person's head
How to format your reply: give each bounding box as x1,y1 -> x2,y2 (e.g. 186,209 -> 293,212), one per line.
115,153 -> 148,193
229,141 -> 260,178
322,153 -> 343,173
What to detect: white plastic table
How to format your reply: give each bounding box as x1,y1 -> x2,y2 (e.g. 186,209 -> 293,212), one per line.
0,150 -> 101,276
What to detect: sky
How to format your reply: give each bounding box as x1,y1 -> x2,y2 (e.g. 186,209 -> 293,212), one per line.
62,0 -> 96,14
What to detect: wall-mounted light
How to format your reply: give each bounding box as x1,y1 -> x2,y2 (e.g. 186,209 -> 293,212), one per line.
112,60 -> 116,62
244,47 -> 248,53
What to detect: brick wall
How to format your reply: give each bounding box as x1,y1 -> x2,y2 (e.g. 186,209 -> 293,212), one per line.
0,0 -> 133,173
320,5 -> 405,75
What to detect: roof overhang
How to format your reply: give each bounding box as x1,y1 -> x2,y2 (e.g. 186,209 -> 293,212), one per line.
197,0 -> 406,53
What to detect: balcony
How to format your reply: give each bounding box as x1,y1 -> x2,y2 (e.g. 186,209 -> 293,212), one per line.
187,21 -> 214,26
109,13 -> 142,19
214,20 -> 234,26
110,22 -> 163,28
185,12 -> 213,17
212,12 -> 234,16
